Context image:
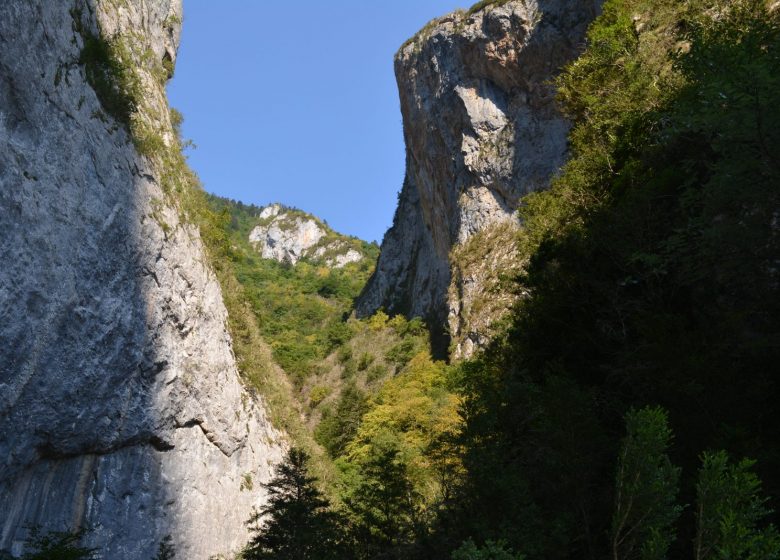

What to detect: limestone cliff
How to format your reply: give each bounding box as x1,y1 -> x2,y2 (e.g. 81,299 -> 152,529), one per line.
248,203 -> 366,268
356,0 -> 601,358
0,1 -> 282,558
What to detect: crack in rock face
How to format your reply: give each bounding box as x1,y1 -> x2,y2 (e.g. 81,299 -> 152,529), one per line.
356,0 -> 602,358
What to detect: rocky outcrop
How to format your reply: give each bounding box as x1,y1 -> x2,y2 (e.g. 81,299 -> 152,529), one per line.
249,203 -> 365,268
0,1 -> 282,558
448,221 -> 525,358
356,0 -> 601,357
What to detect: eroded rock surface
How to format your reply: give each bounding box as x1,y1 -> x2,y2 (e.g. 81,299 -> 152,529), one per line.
0,1 -> 282,558
249,203 -> 365,268
356,0 -> 601,357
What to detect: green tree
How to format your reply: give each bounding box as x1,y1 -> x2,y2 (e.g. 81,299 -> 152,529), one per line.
450,0 -> 780,557
341,440 -> 421,557
611,407 -> 682,560
695,451 -> 780,560
315,384 -> 369,458
19,528 -> 96,560
452,539 -> 525,560
243,448 -> 346,560
344,353 -> 461,505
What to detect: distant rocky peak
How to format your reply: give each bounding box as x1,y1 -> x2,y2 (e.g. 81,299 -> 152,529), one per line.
248,204 -> 365,268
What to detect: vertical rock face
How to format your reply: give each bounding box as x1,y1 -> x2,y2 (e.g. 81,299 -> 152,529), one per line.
356,0 -> 601,357
0,1 -> 282,558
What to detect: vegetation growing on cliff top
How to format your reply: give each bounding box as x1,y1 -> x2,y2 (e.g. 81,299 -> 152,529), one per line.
466,0 -> 513,16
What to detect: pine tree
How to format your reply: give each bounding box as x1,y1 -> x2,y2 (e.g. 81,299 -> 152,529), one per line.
19,528 -> 97,560
342,440 -> 421,557
243,447 -> 346,560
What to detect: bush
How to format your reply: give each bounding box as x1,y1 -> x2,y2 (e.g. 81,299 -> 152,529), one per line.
366,364 -> 388,384
385,339 -> 417,369
452,539 -> 524,560
72,8 -> 142,127
336,346 -> 353,364
309,385 -> 331,408
356,352 -> 374,371
340,358 -> 358,381
314,385 -> 368,458
325,320 -> 353,352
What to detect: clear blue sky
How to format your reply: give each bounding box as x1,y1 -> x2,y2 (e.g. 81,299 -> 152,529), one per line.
168,1 -> 466,243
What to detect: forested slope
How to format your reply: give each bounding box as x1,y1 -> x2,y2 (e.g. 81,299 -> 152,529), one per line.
449,0 -> 780,557
204,1 -> 780,558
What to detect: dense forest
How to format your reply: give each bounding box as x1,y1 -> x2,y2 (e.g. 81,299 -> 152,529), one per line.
15,0 -> 778,558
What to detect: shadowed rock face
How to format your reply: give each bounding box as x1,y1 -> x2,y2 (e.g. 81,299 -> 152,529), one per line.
356,0 -> 601,357
0,1 -> 282,558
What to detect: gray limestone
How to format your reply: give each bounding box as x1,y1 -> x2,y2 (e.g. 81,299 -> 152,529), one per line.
249,206 -> 327,265
0,1 -> 283,558
356,0 -> 601,355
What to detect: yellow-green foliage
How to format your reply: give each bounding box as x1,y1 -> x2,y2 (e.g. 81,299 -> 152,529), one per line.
309,385 -> 331,407
342,353 -> 462,505
309,313 -> 430,457
240,472 -> 254,492
514,0 -> 698,263
73,12 -> 142,127
448,220 -> 523,356
366,310 -> 390,331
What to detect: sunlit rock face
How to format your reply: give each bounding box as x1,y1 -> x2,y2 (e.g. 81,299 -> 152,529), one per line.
249,205 -> 327,265
248,203 -> 364,268
357,0 -> 601,357
0,1 -> 282,558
